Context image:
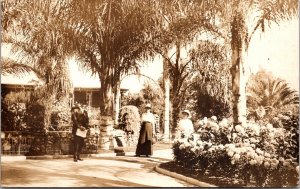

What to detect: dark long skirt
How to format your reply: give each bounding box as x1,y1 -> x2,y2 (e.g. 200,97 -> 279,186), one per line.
135,121 -> 153,156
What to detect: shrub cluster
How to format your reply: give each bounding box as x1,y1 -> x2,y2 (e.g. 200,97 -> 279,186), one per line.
172,115 -> 299,187
118,105 -> 141,144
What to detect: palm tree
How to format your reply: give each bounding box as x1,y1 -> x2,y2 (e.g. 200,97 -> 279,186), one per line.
2,0 -> 72,101
202,0 -> 298,125
247,70 -> 299,117
144,0 -> 227,139
65,0 -> 157,121
2,0 -> 73,129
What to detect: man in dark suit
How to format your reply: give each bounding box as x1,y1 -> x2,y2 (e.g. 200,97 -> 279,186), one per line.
71,105 -> 89,162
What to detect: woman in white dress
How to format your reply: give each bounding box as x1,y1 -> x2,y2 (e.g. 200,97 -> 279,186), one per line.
177,110 -> 194,139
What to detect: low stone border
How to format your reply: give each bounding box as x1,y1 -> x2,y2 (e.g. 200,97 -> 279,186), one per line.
154,165 -> 217,187
1,156 -> 27,162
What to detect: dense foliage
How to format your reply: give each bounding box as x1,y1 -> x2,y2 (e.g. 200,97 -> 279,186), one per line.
121,83 -> 163,115
247,70 -> 299,121
118,105 -> 141,144
172,115 -> 299,187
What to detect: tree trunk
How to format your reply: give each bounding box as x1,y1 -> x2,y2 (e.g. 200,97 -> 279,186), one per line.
171,96 -> 181,136
98,74 -> 114,150
170,42 -> 181,136
230,12 -> 247,126
99,78 -> 114,117
113,80 -> 121,125
162,53 -> 170,141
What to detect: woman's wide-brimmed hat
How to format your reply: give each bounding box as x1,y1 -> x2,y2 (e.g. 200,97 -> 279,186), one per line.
181,110 -> 191,118
145,103 -> 151,109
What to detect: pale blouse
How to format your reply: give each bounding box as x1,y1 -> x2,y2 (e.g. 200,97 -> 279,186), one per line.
177,118 -> 194,138
141,112 -> 155,126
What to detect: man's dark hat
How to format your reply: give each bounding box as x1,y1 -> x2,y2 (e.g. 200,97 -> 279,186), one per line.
71,104 -> 81,111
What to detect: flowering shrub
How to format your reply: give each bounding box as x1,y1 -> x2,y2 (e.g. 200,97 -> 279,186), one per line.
118,105 -> 141,144
172,115 -> 299,187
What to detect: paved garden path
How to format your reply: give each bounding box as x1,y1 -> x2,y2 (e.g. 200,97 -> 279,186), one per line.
1,150 -> 195,187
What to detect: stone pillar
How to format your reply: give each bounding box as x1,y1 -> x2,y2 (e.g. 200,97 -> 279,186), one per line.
99,116 -> 115,150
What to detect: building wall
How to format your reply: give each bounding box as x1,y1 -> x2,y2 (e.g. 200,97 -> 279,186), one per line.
1,84 -> 34,99
2,84 -> 127,109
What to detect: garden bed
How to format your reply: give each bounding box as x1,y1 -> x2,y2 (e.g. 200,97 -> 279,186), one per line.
159,161 -> 245,187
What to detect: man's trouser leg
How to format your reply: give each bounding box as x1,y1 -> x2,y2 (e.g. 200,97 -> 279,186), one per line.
77,137 -> 84,160
73,136 -> 80,161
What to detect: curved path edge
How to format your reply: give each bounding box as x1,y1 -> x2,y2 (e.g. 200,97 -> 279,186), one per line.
154,165 -> 218,187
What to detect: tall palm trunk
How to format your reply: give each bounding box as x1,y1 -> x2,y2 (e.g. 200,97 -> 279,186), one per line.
170,42 -> 181,137
230,12 -> 248,125
98,72 -> 114,150
113,80 -> 121,125
99,76 -> 114,117
171,96 -> 181,136
163,53 -> 170,141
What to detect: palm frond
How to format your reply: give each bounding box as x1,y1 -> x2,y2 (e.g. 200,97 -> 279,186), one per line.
1,58 -> 33,76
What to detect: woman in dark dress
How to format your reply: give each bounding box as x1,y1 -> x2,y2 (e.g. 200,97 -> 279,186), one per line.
135,103 -> 155,157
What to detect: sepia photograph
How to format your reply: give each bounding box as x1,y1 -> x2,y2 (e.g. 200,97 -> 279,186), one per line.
1,0 -> 299,187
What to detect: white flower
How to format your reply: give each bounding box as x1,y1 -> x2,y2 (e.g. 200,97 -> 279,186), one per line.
219,119 -> 228,128
228,151 -> 234,157
250,159 -> 257,165
178,138 -> 186,143
273,117 -> 279,122
189,140 -> 196,147
211,122 -> 219,131
207,142 -> 213,147
235,125 -> 242,132
250,138 -> 256,143
245,146 -> 253,152
233,153 -> 241,161
247,152 -> 255,159
279,157 -> 285,162
238,148 -> 246,153
266,124 -> 273,130
231,160 -> 235,165
196,140 -> 203,146
203,117 -> 208,124
211,116 -> 217,121
208,148 -> 214,153
264,152 -> 271,158
234,148 -> 241,154
296,166 -> 299,174
179,144 -> 185,150
270,159 -> 279,166
184,141 -> 191,147
218,145 -> 225,150
283,161 -> 291,167
255,148 -> 263,155
232,133 -> 237,139
198,120 -> 204,126
282,116 -> 290,120
191,147 -> 196,152
206,121 -> 211,128
264,161 -> 271,168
